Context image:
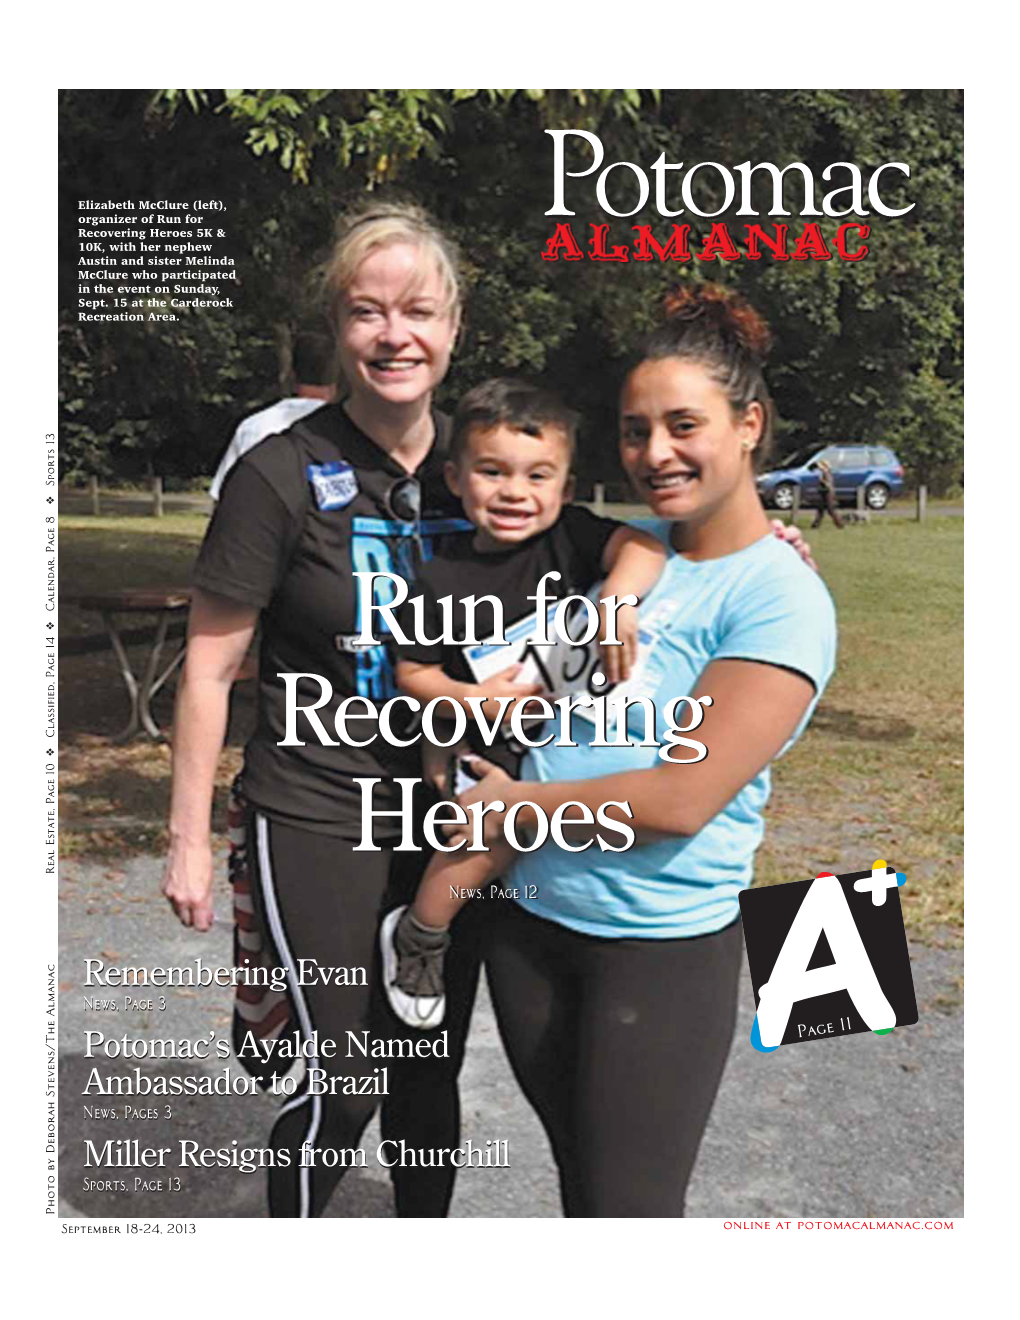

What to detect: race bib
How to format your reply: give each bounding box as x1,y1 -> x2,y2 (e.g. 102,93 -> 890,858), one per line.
462,600 -> 662,736
461,605 -> 558,689
571,625 -> 661,733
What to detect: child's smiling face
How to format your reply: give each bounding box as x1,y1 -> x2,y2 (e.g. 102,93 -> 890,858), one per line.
446,423 -> 574,551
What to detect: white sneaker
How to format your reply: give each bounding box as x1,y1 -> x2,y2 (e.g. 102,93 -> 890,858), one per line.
379,906 -> 447,1030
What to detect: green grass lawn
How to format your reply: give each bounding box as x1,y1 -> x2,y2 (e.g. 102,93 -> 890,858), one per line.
58,511 -> 963,938
60,512 -> 210,637
59,511 -> 249,858
755,516 -> 963,938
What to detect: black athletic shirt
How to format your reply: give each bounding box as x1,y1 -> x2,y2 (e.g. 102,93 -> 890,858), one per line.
394,505 -> 621,767
192,403 -> 471,837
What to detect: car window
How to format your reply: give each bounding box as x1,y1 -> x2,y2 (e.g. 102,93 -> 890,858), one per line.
869,448 -> 895,465
777,446 -> 820,469
806,447 -> 834,468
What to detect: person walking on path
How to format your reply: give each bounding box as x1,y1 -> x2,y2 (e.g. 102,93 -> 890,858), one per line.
812,457 -> 844,528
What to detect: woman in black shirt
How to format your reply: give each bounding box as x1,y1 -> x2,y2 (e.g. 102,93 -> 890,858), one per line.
162,204 -> 528,1218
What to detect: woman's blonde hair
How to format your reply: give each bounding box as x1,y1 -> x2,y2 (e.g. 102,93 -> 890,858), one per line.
323,202 -> 465,325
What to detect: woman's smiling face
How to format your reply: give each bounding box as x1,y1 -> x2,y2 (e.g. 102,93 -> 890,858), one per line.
619,357 -> 761,525
336,242 -> 459,409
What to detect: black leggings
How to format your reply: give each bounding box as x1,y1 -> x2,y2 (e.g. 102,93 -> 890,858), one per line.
485,901 -> 743,1217
249,812 -> 487,1218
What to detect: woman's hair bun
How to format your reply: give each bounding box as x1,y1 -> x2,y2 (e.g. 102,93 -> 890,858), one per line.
662,283 -> 772,360
630,280 -> 776,467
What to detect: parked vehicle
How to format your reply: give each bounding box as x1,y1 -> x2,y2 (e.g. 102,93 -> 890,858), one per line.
756,444 -> 905,511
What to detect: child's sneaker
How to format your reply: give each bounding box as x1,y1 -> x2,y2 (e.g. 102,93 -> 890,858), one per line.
379,906 -> 449,1030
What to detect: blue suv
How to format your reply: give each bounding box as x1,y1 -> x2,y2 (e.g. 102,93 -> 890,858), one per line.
757,444 -> 905,511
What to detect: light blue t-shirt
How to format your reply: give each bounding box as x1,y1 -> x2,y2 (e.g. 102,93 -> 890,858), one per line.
511,528 -> 837,939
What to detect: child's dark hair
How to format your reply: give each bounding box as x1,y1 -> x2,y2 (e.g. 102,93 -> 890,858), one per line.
628,284 -> 776,468
450,377 -> 580,466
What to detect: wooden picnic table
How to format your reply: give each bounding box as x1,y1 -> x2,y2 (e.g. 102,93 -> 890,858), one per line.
74,587 -> 192,741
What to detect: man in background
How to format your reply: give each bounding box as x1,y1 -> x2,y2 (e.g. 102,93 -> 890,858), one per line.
812,457 -> 844,529
210,328 -> 337,500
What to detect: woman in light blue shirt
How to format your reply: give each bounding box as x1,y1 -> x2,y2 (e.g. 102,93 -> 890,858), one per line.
455,284 -> 837,1216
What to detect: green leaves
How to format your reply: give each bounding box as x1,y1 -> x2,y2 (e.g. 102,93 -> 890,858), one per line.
63,89 -> 962,491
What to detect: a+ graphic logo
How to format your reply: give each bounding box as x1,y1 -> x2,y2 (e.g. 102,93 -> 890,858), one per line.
853,858 -> 907,907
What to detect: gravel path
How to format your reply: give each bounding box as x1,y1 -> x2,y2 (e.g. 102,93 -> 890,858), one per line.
58,853 -> 962,1219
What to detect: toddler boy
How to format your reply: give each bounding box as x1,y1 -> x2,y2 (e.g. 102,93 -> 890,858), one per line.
381,378 -> 667,1027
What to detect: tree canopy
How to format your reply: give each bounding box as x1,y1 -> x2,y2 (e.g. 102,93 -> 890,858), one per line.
59,89 -> 963,491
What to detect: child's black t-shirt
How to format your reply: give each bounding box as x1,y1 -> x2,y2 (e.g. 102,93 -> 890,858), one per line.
395,505 -> 621,768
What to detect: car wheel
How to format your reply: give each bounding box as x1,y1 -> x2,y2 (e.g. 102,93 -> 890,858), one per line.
772,482 -> 797,511
865,482 -> 890,510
